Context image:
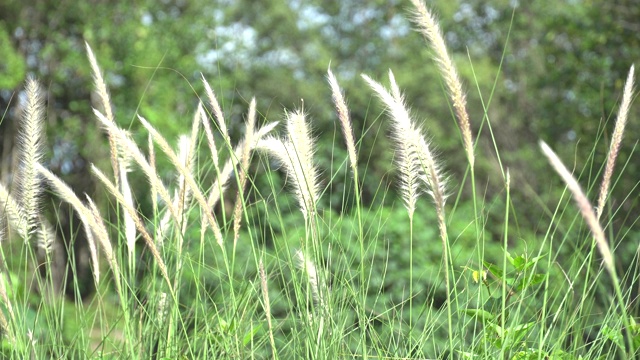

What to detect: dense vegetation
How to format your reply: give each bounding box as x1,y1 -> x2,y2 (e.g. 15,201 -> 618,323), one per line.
0,0 -> 638,358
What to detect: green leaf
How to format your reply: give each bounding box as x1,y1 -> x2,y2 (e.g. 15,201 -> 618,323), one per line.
483,261 -> 504,280
601,324 -> 625,350
243,324 -> 262,346
463,308 -> 495,323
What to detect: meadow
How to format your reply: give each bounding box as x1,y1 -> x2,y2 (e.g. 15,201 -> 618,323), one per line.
0,0 -> 638,359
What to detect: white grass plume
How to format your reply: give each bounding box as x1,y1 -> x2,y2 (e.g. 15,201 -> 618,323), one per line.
93,109 -> 179,224
35,164 -> 101,284
137,114 -> 224,246
596,65 -> 635,219
0,267 -> 15,343
86,42 -> 120,187
85,196 -> 123,298
119,156 -> 136,259
149,133 -> 157,214
257,111 -> 319,220
327,68 -> 358,174
232,98 -> 256,246
540,141 -> 614,274
201,105 -> 220,173
17,77 -> 45,237
35,220 -> 56,256
91,164 -> 174,294
0,183 -> 28,240
259,258 -> 277,359
409,0 -> 474,168
206,121 -> 279,210
362,71 -> 447,218
202,74 -> 229,145
157,135 -> 194,246
295,249 -> 324,309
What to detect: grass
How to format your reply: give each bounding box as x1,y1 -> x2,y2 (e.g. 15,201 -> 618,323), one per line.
0,1 -> 638,358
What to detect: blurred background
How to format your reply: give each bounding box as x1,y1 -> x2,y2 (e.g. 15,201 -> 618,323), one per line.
0,0 -> 638,302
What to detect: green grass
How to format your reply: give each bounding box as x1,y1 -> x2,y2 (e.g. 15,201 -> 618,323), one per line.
0,2 -> 638,359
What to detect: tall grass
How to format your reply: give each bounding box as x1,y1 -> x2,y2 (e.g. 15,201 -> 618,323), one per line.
0,2 -> 637,359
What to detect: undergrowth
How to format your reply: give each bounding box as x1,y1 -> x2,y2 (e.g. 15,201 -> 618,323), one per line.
0,1 -> 637,359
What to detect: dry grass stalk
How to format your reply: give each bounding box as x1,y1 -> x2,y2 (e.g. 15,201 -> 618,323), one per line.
259,259 -> 277,360
232,98 -> 256,247
35,164 -> 102,284
86,43 -> 120,187
257,111 -> 319,220
409,0 -> 474,168
91,164 -> 174,294
596,65 -> 635,220
327,68 -> 358,174
17,77 -> 45,237
540,141 -> 614,274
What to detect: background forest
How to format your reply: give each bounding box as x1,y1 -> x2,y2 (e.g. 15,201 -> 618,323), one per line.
0,0 -> 639,358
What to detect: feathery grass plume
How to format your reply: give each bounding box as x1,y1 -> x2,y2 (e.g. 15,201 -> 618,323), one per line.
0,183 -> 28,240
596,65 -> 635,220
0,269 -> 15,324
85,196 -> 122,298
149,133 -> 158,215
539,141 -> 614,274
365,71 -> 448,209
201,105 -> 220,172
364,70 -> 450,346
295,249 -> 324,309
201,74 -> 229,145
259,258 -> 277,359
327,68 -> 358,173
232,98 -> 256,247
176,135 -> 195,231
86,42 -> 120,187
0,268 -> 14,344
91,164 -> 174,294
257,111 -> 319,220
202,119 -> 278,247
0,282 -> 12,344
35,219 -> 56,256
119,156 -> 136,259
93,109 -> 179,224
137,115 -> 224,246
16,77 -> 45,237
156,292 -> 169,326
206,121 -> 279,210
409,0 -> 474,168
35,163 -> 101,284
156,135 -> 194,247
